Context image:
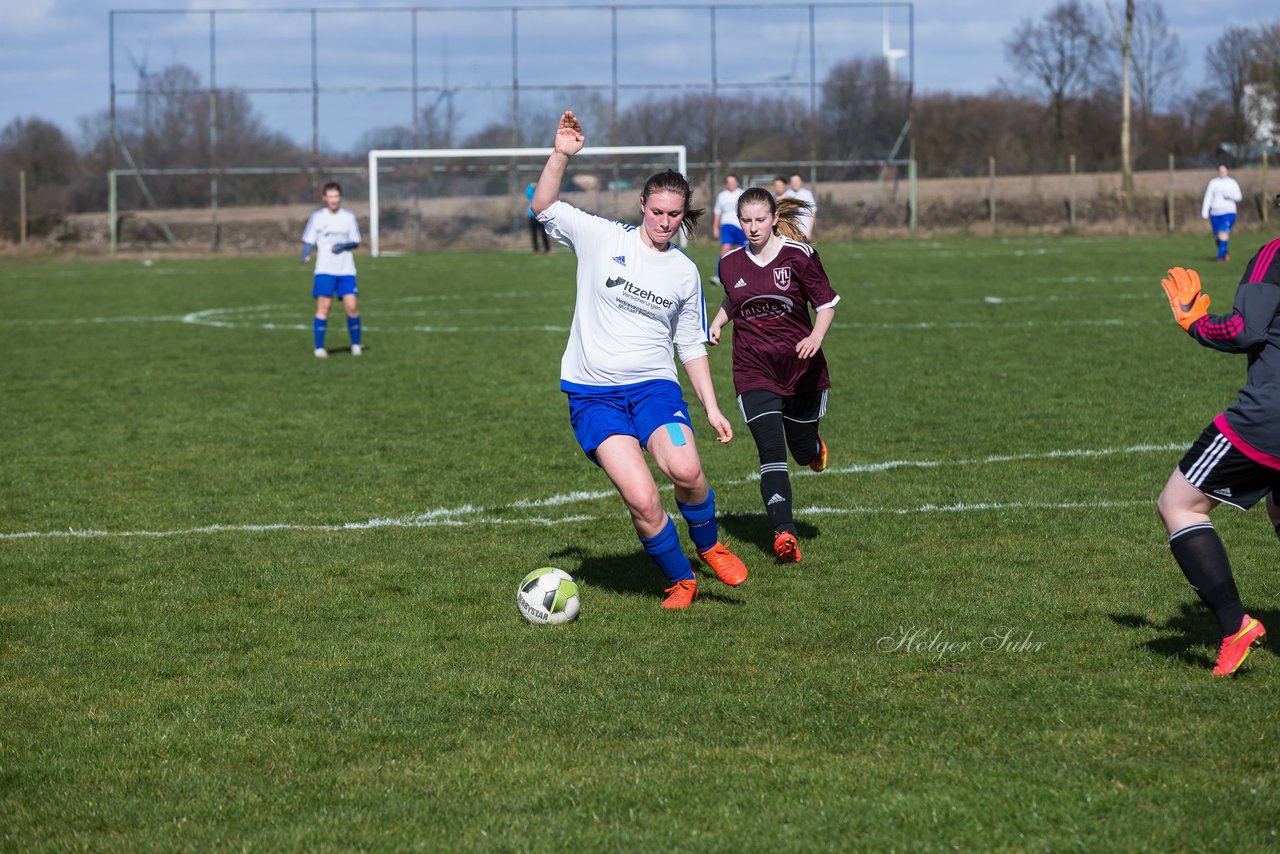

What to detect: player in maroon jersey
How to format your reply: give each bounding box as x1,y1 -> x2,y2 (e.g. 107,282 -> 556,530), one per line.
709,187 -> 840,563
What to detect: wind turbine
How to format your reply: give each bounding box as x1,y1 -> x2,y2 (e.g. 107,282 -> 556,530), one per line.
881,10 -> 906,84
126,41 -> 153,127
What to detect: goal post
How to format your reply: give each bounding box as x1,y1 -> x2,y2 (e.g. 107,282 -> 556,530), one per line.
367,145 -> 688,256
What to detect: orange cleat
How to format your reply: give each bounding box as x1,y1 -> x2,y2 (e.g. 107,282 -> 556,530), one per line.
809,437 -> 829,472
1212,614 -> 1266,676
698,541 -> 748,586
774,530 -> 802,563
661,578 -> 698,609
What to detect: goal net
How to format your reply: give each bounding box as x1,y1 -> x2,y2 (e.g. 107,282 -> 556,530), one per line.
367,145 -> 688,256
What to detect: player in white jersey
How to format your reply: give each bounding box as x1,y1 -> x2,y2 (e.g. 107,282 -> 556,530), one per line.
530,110 -> 748,609
710,173 -> 746,283
301,182 -> 363,358
783,173 -> 817,240
1201,163 -> 1243,263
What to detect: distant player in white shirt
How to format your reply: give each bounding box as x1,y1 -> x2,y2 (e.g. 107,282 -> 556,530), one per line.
301,182 -> 363,358
711,173 -> 746,284
530,110 -> 748,610
1201,163 -> 1244,263
783,173 -> 817,240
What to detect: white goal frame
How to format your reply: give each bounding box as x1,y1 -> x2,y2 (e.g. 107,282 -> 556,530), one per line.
367,145 -> 688,256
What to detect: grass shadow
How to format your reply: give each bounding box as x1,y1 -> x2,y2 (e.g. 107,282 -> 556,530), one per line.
1108,603 -> 1279,672
549,544 -> 743,606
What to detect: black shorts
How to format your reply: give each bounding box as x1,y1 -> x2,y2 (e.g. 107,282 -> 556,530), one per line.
737,388 -> 828,424
1178,422 -> 1280,510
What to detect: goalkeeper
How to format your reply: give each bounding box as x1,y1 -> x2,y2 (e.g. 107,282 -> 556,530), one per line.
1157,235 -> 1280,676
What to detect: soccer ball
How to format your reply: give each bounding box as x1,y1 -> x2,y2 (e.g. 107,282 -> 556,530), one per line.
516,567 -> 581,625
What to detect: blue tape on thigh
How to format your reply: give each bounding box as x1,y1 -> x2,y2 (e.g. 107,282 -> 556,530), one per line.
665,423 -> 687,447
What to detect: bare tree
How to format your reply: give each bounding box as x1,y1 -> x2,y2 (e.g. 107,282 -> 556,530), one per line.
1205,26 -> 1258,153
1004,0 -> 1105,162
0,117 -> 81,237
1129,2 -> 1184,119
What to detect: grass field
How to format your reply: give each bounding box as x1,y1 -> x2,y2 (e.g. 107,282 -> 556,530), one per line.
2,232 -> 1278,850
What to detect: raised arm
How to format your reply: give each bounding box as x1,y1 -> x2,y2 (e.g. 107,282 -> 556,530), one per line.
530,111 -> 585,216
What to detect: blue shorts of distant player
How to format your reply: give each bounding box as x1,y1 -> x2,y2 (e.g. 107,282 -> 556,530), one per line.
1209,213 -> 1236,235
562,378 -> 693,465
720,223 -> 747,248
313,275 -> 358,299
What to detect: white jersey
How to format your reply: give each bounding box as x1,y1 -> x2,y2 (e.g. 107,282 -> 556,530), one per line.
302,207 -> 361,277
783,186 -> 817,237
1201,177 -> 1243,218
713,187 -> 744,229
537,200 -> 708,389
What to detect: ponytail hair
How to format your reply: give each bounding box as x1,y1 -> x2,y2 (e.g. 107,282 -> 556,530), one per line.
737,186 -> 811,242
641,169 -> 705,239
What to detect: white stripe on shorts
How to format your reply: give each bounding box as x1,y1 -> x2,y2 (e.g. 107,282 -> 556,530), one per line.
1184,434 -> 1231,486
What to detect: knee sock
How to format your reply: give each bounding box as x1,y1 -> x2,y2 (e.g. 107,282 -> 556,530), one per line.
759,464 -> 795,535
639,518 -> 694,583
313,317 -> 327,350
676,490 -> 719,553
1169,523 -> 1245,636
347,314 -> 362,346
1217,239 -> 1227,260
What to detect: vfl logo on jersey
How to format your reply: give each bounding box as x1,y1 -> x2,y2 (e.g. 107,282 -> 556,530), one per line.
605,276 -> 629,288
773,267 -> 792,291
733,278 -> 748,288
612,255 -> 626,266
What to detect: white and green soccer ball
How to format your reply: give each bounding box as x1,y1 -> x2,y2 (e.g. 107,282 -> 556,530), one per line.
516,567 -> 581,625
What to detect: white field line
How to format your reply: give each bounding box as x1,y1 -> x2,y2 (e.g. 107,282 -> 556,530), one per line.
1,310 -> 1149,334
1,442 -> 1179,541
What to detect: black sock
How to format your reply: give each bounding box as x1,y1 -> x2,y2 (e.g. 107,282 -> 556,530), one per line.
1169,523 -> 1245,636
760,467 -> 795,535
1274,521 -> 1280,542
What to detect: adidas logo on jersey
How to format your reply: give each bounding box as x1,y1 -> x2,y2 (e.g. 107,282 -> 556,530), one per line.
733,278 -> 748,288
767,493 -> 786,506
612,255 -> 626,266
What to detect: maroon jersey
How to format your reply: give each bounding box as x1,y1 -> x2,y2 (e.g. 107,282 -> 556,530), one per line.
717,237 -> 841,396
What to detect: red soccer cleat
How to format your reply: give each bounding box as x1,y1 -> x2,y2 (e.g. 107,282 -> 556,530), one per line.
1212,615 -> 1266,677
773,530 -> 802,564
661,579 -> 698,609
809,437 -> 829,473
698,541 -> 748,586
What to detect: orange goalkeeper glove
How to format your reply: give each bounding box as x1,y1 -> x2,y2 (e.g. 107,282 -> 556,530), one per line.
1160,266 -> 1210,331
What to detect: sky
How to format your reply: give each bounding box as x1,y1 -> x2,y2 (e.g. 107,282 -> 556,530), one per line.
1,0 -> 1273,153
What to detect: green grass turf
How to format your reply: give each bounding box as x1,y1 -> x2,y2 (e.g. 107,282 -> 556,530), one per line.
2,232 -> 1278,850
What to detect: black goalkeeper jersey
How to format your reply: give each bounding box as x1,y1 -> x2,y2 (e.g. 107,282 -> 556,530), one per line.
1187,237 -> 1280,467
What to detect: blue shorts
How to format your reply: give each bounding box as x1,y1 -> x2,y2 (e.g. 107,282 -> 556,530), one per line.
720,223 -> 747,248
564,379 -> 693,465
1209,213 -> 1236,235
313,275 -> 358,299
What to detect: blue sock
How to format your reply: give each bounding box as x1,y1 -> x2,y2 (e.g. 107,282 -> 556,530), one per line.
347,314 -> 362,345
1217,239 -> 1227,260
639,518 -> 694,583
676,489 -> 718,553
313,317 -> 327,350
